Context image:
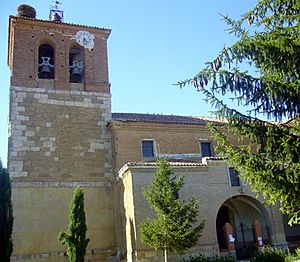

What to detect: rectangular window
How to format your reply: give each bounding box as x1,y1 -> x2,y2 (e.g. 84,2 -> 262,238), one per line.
200,142 -> 212,157
229,167 -> 240,187
142,140 -> 155,158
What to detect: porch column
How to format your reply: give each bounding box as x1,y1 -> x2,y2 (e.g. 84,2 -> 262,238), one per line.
252,219 -> 264,249
223,222 -> 236,254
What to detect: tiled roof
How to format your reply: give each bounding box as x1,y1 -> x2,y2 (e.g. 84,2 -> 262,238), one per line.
126,161 -> 206,167
117,158 -> 226,179
111,113 -> 225,125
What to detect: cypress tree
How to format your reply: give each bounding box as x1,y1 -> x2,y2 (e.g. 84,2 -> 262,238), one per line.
140,159 -> 205,262
0,160 -> 13,261
59,187 -> 89,262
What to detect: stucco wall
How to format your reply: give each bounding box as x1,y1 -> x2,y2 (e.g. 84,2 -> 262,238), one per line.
11,186 -> 116,261
117,160 -> 287,261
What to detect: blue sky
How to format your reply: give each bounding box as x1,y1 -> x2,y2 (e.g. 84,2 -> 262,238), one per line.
0,1 -> 256,166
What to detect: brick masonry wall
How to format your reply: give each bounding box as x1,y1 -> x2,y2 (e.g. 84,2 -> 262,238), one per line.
8,16 -> 111,92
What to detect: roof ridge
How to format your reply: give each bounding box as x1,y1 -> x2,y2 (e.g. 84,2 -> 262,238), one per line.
111,112 -> 225,125
10,15 -> 111,31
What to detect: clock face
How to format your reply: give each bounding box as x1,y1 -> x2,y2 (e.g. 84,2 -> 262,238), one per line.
75,31 -> 94,50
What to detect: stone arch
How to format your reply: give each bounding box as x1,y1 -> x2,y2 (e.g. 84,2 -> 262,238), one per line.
38,43 -> 55,79
32,36 -> 57,81
68,41 -> 85,83
216,195 -> 272,260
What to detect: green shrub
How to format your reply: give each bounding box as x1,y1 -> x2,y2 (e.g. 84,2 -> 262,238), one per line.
250,246 -> 287,262
295,247 -> 300,258
183,254 -> 236,262
58,187 -> 89,262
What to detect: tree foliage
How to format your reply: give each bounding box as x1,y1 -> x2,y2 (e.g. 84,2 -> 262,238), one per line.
0,160 -> 13,262
178,0 -> 300,224
140,159 -> 205,260
59,187 -> 89,262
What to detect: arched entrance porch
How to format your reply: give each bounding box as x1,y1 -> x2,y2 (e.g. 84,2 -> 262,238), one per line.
216,195 -> 271,260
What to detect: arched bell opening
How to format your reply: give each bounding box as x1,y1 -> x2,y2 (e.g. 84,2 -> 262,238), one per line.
216,195 -> 271,260
69,43 -> 84,83
38,44 -> 55,79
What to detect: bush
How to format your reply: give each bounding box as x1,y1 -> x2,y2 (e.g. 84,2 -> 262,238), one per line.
250,246 -> 287,262
58,187 -> 89,262
295,247 -> 300,259
183,254 -> 236,262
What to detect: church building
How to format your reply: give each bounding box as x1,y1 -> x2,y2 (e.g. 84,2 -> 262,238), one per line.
6,4 -> 300,261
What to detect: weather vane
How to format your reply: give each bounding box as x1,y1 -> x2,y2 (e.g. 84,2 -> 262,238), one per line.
49,0 -> 64,22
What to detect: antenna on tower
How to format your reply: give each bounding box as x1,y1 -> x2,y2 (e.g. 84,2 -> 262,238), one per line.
49,1 -> 64,22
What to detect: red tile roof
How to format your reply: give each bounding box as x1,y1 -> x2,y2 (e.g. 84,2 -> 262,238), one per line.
125,157 -> 224,167
126,161 -> 206,167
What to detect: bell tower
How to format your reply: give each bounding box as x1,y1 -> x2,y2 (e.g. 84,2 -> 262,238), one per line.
7,4 -> 116,260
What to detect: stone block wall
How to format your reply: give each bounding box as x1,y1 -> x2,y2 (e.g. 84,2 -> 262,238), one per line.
8,86 -> 116,260
9,86 -> 112,181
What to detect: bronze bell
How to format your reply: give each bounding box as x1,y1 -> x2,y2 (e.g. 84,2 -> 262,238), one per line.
39,57 -> 54,78
70,61 -> 83,76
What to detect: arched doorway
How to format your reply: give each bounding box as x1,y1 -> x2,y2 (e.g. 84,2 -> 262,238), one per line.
216,195 -> 271,260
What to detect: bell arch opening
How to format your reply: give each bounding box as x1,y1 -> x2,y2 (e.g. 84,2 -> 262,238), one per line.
69,43 -> 84,83
38,44 -> 55,79
216,195 -> 271,260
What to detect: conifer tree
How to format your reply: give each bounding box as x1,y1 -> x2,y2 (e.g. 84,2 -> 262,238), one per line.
0,160 -> 13,261
178,0 -> 300,224
140,159 -> 205,262
59,187 -> 89,262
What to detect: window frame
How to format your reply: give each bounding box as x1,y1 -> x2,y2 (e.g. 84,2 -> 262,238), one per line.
228,167 -> 241,187
141,139 -> 156,160
199,140 -> 213,158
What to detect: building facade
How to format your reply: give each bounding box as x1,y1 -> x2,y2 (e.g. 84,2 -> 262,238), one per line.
6,6 -> 300,262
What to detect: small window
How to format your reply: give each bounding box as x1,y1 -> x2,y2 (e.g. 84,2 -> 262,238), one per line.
142,140 -> 155,158
229,167 -> 240,187
38,44 -> 54,79
200,142 -> 212,157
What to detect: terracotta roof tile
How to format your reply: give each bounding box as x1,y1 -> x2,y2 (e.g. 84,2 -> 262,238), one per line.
126,161 -> 206,167
111,113 -> 225,125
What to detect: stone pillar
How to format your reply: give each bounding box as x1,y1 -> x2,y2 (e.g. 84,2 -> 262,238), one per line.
252,219 -> 264,249
223,222 -> 236,254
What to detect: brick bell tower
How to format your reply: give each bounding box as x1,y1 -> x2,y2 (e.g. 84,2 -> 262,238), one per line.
7,4 -> 116,260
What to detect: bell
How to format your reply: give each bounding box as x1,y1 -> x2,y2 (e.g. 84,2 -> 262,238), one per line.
70,61 -> 83,76
40,64 -> 51,74
39,57 -> 54,78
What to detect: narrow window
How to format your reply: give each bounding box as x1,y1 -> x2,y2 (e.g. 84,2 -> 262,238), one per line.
142,140 -> 155,159
69,44 -> 84,83
38,44 -> 54,79
200,142 -> 212,157
229,167 -> 240,187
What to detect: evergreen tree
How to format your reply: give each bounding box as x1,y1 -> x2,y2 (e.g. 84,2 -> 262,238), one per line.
140,159 -> 205,262
0,160 -> 13,261
59,187 -> 89,262
178,0 -> 300,224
